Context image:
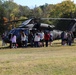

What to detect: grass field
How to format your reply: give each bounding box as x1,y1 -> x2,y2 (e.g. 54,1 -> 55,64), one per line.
0,40 -> 76,75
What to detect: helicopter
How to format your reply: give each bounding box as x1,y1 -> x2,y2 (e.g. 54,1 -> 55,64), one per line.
3,17 -> 76,46
3,18 -> 55,46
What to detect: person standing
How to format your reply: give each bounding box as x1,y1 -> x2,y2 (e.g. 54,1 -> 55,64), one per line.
1,33 -> 6,46
38,30 -> 44,47
61,31 -> 67,45
9,33 -> 12,48
29,32 -> 34,47
20,31 -> 26,47
34,33 -> 40,47
11,34 -> 17,48
44,32 -> 50,47
67,31 -> 73,46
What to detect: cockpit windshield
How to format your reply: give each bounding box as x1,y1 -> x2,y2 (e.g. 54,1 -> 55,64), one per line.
21,19 -> 32,25
8,29 -> 15,35
19,19 -> 33,28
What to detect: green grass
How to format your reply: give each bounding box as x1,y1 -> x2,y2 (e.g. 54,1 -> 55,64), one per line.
0,40 -> 76,75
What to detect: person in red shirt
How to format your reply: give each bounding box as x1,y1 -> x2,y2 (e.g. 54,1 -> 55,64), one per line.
44,32 -> 50,47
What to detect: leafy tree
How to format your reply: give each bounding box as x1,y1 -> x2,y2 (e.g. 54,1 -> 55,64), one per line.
48,0 -> 76,30
3,1 -> 19,20
19,5 -> 31,18
3,1 -> 20,29
0,0 -> 7,34
31,6 -> 43,18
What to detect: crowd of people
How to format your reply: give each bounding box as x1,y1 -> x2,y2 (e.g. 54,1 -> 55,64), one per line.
1,30 -> 74,48
61,31 -> 74,46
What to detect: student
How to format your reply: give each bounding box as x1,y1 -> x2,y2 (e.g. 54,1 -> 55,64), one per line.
20,31 -> 26,47
61,31 -> 67,45
67,31 -> 73,46
29,32 -> 34,47
11,34 -> 17,48
38,30 -> 44,47
1,33 -> 6,46
9,33 -> 12,48
44,32 -> 50,47
34,33 -> 40,47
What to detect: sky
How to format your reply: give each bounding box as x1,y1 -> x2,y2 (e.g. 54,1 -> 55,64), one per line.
14,0 -> 76,8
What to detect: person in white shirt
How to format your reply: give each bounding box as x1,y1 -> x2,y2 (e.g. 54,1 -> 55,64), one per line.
11,34 -> 17,48
21,32 -> 26,47
34,33 -> 40,47
38,31 -> 44,47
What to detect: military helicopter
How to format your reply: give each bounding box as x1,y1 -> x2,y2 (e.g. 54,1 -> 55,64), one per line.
3,17 -> 76,46
3,18 -> 55,46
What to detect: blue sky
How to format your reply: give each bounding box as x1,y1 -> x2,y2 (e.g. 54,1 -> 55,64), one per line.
14,0 -> 76,8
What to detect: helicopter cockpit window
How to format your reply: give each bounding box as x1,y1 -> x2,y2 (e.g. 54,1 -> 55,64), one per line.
8,29 -> 15,35
15,29 -> 29,36
22,19 -> 32,25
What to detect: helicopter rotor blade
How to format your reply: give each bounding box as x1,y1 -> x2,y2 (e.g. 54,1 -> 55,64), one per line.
41,18 -> 76,21
4,19 -> 28,24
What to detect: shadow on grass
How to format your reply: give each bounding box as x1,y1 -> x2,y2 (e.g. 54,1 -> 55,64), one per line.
0,42 -> 76,49
51,42 -> 76,47
0,46 -> 10,49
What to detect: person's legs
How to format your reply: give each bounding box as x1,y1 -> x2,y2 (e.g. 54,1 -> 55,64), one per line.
30,40 -> 34,47
45,40 -> 48,47
10,41 -> 12,48
25,40 -> 28,47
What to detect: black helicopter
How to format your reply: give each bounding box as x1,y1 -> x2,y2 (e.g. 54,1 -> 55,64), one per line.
3,17 -> 76,46
3,18 -> 55,46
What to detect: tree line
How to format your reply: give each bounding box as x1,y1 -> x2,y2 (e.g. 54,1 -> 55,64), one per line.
0,0 -> 76,34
